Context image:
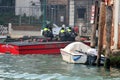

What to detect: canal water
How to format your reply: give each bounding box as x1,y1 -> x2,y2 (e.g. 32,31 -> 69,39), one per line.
0,54 -> 120,80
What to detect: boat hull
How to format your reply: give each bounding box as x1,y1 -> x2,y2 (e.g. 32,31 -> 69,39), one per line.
60,42 -> 105,64
60,49 -> 87,63
0,42 -> 70,55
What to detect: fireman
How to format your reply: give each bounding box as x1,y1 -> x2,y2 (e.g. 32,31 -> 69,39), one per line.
66,27 -> 77,41
59,27 -> 66,41
42,25 -> 53,41
42,25 -> 50,37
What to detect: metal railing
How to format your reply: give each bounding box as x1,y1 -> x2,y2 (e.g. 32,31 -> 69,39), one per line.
0,25 -> 8,35
0,0 -> 95,37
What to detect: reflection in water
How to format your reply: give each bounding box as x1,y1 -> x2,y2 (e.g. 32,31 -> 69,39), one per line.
0,54 -> 120,80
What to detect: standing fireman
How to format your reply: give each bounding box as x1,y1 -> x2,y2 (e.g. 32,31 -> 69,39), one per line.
42,25 -> 53,41
66,27 -> 77,41
59,27 -> 66,41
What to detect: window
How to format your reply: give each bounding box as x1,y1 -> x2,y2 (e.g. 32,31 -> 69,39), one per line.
0,0 -> 1,4
77,8 -> 86,19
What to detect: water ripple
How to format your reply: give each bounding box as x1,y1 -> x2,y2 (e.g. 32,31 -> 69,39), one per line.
0,72 -> 119,80
0,54 -> 120,80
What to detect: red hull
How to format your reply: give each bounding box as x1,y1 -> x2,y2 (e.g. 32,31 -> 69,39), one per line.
0,42 -> 70,55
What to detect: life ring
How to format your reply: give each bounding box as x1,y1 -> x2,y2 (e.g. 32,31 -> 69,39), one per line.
81,26 -> 87,33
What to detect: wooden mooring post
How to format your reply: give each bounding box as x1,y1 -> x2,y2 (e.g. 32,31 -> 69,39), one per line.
97,2 -> 105,66
91,1 -> 99,48
104,5 -> 113,69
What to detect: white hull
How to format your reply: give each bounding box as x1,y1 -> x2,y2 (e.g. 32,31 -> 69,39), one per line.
60,49 -> 87,63
60,42 -> 91,64
60,42 -> 105,64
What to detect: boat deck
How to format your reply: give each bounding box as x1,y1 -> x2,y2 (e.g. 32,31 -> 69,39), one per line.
8,41 -> 70,46
0,41 -> 71,55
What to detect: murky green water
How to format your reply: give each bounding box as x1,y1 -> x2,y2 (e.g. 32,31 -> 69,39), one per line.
0,54 -> 120,80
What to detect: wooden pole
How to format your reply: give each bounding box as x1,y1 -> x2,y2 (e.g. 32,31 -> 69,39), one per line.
97,2 -> 106,66
91,1 -> 99,48
91,24 -> 96,48
114,0 -> 119,49
104,5 -> 113,69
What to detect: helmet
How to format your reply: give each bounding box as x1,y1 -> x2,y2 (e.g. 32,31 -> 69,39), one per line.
62,24 -> 65,28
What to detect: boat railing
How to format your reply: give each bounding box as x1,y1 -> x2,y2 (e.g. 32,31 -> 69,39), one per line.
75,50 -> 87,55
75,50 -> 97,57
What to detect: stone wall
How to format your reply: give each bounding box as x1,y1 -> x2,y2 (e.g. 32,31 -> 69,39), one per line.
8,24 -> 42,38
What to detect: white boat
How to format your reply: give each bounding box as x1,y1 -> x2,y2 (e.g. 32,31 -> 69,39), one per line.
60,42 -> 104,64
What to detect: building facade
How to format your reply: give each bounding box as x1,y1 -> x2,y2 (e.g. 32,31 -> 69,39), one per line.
0,0 -> 102,34
46,0 -> 69,26
15,0 -> 42,18
46,0 -> 97,27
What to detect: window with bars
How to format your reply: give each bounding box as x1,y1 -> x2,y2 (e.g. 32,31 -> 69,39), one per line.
77,8 -> 86,19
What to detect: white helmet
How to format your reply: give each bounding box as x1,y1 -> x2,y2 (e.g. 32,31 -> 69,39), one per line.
62,24 -> 65,28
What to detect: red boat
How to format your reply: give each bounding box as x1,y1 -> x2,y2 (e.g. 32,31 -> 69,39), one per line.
0,41 -> 70,55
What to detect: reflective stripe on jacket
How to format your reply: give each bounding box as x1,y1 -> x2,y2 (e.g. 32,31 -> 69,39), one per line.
60,30 -> 65,33
43,28 -> 49,31
67,29 -> 71,32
